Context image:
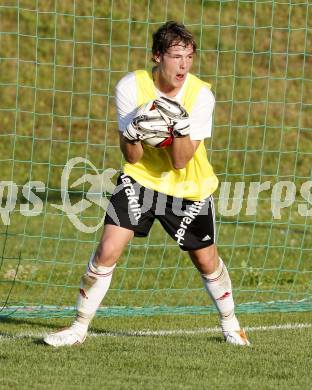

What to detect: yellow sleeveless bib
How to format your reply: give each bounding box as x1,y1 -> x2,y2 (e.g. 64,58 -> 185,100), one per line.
123,70 -> 219,201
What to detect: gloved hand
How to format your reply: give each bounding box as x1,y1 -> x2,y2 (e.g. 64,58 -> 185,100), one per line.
123,101 -> 171,143
153,96 -> 190,138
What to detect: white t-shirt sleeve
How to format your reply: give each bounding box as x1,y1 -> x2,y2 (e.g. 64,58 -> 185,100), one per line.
189,87 -> 215,140
115,72 -> 138,132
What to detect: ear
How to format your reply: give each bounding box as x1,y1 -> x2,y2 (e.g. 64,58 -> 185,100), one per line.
153,52 -> 161,63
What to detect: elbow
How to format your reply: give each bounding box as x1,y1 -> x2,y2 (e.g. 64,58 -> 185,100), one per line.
171,151 -> 193,170
172,155 -> 191,170
125,155 -> 140,164
121,145 -> 143,164
173,161 -> 187,170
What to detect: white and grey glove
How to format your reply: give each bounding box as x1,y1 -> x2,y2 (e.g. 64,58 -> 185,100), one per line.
123,101 -> 170,144
153,97 -> 190,137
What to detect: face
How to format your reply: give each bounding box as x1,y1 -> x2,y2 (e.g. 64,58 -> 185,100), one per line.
154,43 -> 195,96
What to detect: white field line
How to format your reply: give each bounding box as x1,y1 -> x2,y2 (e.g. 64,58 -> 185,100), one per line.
0,323 -> 311,342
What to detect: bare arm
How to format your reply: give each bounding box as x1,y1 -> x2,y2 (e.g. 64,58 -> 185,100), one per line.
119,133 -> 144,164
170,137 -> 201,169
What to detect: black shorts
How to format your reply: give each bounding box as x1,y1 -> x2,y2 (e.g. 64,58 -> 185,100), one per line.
104,173 -> 216,251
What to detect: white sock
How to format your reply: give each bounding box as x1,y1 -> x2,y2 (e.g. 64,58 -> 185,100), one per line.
201,258 -> 240,333
75,255 -> 116,330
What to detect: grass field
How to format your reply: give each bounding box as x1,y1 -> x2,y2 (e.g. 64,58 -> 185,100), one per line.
0,312 -> 311,389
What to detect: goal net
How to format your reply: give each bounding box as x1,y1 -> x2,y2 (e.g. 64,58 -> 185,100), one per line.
0,0 -> 311,318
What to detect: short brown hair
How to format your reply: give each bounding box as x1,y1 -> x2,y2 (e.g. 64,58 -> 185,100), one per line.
152,21 -> 197,62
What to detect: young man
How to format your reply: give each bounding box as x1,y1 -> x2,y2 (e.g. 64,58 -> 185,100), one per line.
44,21 -> 250,347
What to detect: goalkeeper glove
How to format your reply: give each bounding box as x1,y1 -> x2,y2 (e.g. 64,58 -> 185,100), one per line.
123,101 -> 170,144
153,97 -> 190,138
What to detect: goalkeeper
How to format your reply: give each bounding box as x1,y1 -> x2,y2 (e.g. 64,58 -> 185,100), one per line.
44,21 -> 250,347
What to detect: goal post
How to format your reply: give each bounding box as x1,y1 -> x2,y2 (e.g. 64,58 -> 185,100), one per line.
0,0 -> 311,318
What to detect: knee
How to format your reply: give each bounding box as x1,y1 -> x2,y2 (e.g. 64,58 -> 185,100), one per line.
95,240 -> 120,266
189,245 -> 219,274
203,245 -> 218,264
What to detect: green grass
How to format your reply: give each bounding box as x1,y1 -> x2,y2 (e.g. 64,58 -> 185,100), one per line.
0,312 -> 311,389
0,0 -> 311,359
1,1 -> 311,184
0,3 -> 311,389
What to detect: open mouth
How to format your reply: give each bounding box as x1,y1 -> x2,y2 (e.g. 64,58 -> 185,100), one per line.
176,74 -> 185,81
